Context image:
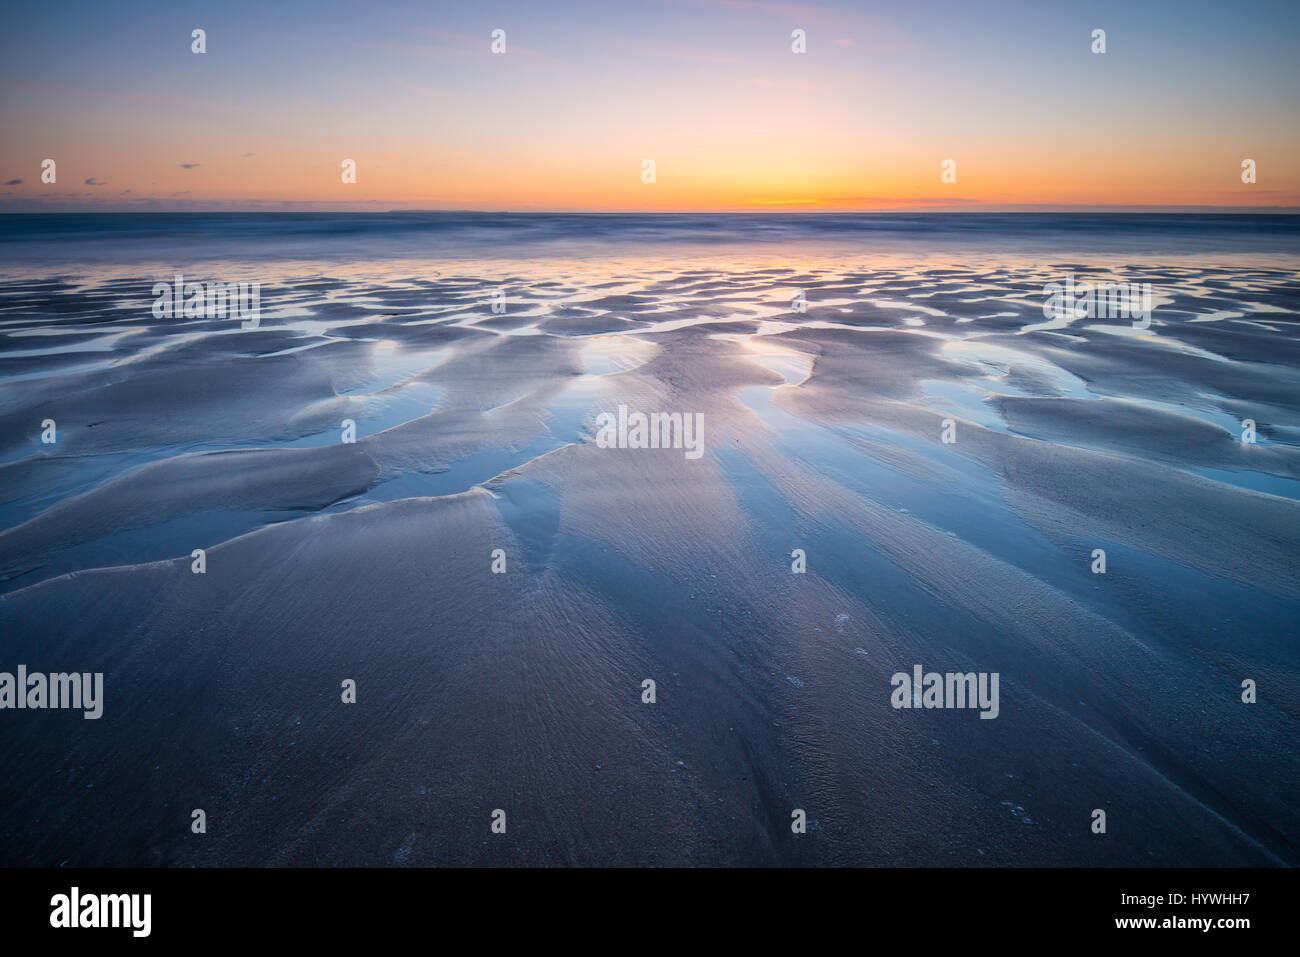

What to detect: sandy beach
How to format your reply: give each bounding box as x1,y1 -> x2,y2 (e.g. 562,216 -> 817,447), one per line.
0,214 -> 1297,866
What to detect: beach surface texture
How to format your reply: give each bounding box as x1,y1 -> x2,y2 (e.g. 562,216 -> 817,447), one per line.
0,213 -> 1297,866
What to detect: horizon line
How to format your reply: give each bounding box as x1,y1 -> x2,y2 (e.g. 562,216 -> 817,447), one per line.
3,205 -> 1300,216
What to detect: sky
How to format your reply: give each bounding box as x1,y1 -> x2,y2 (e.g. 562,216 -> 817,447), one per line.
1,0 -> 1298,212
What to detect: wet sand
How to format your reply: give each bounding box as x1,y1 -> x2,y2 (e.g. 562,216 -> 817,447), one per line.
1,251 -> 1297,866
